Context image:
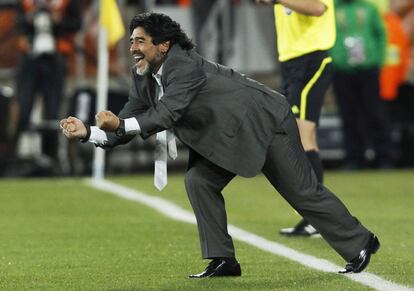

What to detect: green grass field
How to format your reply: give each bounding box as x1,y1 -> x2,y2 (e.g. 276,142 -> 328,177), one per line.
0,170 -> 413,290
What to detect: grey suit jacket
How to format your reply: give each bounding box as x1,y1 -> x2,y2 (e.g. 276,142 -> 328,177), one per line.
107,45 -> 291,177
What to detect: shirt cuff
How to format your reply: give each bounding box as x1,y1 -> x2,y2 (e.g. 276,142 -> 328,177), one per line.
124,117 -> 141,134
89,126 -> 108,146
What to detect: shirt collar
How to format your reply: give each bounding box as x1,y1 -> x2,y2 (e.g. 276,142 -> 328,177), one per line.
152,64 -> 163,87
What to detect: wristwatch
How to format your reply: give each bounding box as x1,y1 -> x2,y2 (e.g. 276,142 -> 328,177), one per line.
115,118 -> 126,137
79,125 -> 91,143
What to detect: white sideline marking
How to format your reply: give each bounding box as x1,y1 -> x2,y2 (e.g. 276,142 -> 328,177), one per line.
87,178 -> 412,291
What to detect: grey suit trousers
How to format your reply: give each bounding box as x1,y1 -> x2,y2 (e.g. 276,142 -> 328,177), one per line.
184,114 -> 370,262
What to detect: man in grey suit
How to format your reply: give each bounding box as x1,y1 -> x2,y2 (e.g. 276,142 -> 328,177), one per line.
60,12 -> 380,278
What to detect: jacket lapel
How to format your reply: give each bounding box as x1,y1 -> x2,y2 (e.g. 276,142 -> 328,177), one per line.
139,74 -> 156,107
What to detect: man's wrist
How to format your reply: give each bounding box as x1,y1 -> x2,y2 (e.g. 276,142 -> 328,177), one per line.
79,125 -> 91,143
115,118 -> 126,137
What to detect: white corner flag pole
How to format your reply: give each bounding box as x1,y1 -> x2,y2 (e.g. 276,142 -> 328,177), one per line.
93,5 -> 109,180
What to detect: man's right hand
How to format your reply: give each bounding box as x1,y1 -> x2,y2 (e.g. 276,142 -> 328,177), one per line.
95,110 -> 120,131
60,116 -> 87,140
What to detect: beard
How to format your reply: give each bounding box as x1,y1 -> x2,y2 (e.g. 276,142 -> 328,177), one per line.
135,51 -> 164,76
136,61 -> 150,76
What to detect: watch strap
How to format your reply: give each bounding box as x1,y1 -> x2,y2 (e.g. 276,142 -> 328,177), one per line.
79,125 -> 91,143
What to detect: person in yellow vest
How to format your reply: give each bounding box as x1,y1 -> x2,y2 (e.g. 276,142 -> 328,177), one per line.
256,0 -> 336,236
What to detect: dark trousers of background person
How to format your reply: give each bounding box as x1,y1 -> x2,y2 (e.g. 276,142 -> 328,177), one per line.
191,0 -> 221,62
191,0 -> 215,43
386,83 -> 414,167
15,53 -> 66,164
0,89 -> 17,176
191,0 -> 234,64
333,68 -> 393,169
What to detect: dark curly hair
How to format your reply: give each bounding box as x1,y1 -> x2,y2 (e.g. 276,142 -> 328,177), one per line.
129,12 -> 194,50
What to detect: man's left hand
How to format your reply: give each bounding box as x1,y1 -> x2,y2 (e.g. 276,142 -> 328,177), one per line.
60,116 -> 87,139
95,110 -> 120,131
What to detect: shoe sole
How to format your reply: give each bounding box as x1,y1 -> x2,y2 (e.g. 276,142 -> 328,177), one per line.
279,232 -> 321,238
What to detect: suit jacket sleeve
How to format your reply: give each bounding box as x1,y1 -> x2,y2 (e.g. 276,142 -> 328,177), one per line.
136,54 -> 206,138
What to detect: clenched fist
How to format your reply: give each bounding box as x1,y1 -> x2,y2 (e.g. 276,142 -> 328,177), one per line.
95,110 -> 120,131
60,116 -> 87,139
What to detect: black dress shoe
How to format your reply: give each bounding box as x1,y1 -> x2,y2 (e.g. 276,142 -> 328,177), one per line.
339,233 -> 380,274
280,219 -> 320,237
189,258 -> 242,278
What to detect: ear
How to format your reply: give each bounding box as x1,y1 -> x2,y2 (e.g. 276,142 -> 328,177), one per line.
160,41 -> 170,54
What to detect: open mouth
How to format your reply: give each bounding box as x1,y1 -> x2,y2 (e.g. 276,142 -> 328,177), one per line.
134,55 -> 144,66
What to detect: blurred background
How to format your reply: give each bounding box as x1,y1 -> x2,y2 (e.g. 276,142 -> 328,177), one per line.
0,0 -> 413,178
